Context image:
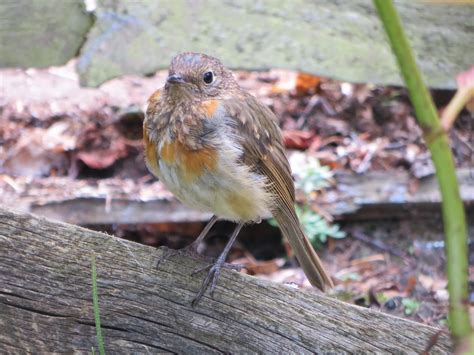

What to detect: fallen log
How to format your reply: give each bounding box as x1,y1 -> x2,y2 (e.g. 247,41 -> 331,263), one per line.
1,168 -> 473,226
0,207 -> 451,353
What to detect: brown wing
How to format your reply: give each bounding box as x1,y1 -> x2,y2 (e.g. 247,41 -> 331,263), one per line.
222,93 -> 295,204
223,94 -> 334,290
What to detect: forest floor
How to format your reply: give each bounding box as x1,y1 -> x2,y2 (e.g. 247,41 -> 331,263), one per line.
1,60 -> 473,329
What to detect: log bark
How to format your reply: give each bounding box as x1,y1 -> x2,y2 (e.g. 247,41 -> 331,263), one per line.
0,207 -> 451,353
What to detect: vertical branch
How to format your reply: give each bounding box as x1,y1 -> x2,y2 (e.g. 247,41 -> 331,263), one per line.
373,0 -> 471,340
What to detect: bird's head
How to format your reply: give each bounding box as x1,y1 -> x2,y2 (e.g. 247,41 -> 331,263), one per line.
164,52 -> 238,101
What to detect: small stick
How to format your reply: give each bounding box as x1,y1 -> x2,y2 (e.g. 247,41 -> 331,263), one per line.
350,228 -> 409,260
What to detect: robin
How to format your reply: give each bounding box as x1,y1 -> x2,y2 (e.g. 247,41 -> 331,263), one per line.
144,52 -> 333,305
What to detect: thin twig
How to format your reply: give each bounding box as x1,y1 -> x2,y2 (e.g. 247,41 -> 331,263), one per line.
350,228 -> 409,261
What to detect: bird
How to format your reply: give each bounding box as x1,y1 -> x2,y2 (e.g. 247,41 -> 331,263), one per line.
143,52 -> 333,305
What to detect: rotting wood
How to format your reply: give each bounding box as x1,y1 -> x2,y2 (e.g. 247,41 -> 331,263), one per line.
1,169 -> 472,225
0,207 -> 451,353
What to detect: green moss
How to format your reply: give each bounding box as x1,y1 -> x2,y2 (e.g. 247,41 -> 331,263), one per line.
77,0 -> 471,88
79,57 -> 123,87
0,0 -> 93,68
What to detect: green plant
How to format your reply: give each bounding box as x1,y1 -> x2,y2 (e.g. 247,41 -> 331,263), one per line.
401,298 -> 420,316
91,254 -> 106,355
376,292 -> 390,304
290,152 -> 333,194
269,153 -> 345,247
295,206 -> 346,247
373,0 -> 471,345
291,152 -> 345,246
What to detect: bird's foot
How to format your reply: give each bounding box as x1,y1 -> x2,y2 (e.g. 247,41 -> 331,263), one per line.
156,241 -> 209,269
191,257 -> 243,307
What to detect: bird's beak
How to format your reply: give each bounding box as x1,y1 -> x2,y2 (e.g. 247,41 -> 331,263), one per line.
166,74 -> 185,84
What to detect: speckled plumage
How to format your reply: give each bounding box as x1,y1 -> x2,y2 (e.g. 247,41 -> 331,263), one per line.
144,52 -> 333,291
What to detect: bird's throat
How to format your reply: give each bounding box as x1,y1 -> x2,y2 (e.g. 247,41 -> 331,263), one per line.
166,83 -> 195,103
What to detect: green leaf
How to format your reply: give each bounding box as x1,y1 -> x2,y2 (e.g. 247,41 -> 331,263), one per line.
296,206 -> 346,247
401,298 -> 420,316
290,153 -> 333,194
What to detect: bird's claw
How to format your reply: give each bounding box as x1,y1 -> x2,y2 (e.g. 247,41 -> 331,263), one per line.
156,242 -> 208,269
191,260 -> 243,307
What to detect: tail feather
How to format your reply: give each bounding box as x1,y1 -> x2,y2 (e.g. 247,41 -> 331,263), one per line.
273,207 -> 334,291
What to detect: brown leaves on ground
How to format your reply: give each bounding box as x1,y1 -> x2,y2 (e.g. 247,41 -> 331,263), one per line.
283,130 -> 316,150
76,123 -> 129,170
238,69 -> 472,178
329,236 -> 449,326
2,122 -> 75,177
0,60 -> 165,178
1,62 -> 471,179
295,72 -> 322,97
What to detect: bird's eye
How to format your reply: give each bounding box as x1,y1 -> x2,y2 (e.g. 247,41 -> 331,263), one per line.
203,71 -> 214,84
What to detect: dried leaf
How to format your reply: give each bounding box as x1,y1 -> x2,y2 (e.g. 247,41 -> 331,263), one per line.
418,274 -> 447,292
2,126 -> 70,177
77,139 -> 128,169
283,130 -> 315,150
270,70 -> 297,94
295,73 -> 322,96
405,275 -> 418,296
233,256 -> 283,275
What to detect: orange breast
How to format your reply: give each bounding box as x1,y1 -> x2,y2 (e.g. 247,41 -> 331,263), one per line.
143,129 -> 160,176
201,100 -> 219,118
148,89 -> 162,104
161,140 -> 218,182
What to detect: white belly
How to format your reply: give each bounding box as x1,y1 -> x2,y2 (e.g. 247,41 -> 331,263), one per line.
157,152 -> 273,222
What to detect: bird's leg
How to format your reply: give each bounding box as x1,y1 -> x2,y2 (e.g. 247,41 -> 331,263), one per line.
191,222 -> 244,307
156,215 -> 219,268
186,215 -> 220,252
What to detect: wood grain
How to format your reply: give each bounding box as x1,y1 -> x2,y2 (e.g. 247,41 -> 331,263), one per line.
0,207 -> 451,353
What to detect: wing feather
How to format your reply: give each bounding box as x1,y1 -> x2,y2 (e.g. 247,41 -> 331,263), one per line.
222,94 -> 295,205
